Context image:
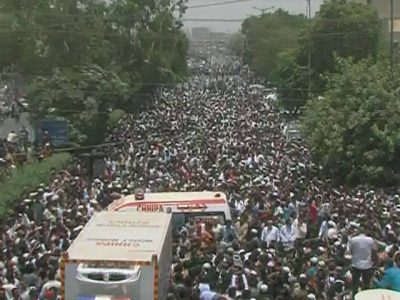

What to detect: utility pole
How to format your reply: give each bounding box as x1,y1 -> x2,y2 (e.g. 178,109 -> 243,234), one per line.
307,0 -> 312,98
390,0 -> 394,70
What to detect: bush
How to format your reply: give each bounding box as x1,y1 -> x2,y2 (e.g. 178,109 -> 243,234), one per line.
301,58 -> 400,186
0,153 -> 72,218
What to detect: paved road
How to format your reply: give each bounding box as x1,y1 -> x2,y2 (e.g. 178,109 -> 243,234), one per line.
0,112 -> 35,141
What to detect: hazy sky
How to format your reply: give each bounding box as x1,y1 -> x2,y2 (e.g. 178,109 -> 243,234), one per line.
184,0 -> 324,33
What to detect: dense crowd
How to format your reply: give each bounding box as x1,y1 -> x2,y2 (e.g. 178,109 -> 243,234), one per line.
0,52 -> 400,300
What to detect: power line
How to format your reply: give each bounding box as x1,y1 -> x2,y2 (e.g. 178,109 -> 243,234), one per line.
0,12 -> 384,37
188,0 -> 256,9
2,5 -> 381,24
0,1 -> 257,21
0,73 -> 181,86
390,0 -> 394,71
307,0 -> 312,99
183,18 -> 246,23
0,26 -> 378,40
0,28 -> 185,40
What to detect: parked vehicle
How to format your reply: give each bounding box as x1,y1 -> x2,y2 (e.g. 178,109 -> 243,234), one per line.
61,211 -> 173,300
108,191 -> 231,229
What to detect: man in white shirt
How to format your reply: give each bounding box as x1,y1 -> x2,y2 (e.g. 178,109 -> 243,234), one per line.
293,217 -> 307,240
280,218 -> 296,248
261,220 -> 280,246
349,227 -> 376,297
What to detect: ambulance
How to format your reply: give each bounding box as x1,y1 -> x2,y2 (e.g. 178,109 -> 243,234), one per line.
108,191 -> 231,228
61,211 -> 172,300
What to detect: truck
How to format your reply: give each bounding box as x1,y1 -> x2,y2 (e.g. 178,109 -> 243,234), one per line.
60,211 -> 173,300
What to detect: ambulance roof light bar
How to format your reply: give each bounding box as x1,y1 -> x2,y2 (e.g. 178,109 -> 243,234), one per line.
177,204 -> 207,210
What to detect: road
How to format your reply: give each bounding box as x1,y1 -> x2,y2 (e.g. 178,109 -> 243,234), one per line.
0,112 -> 35,141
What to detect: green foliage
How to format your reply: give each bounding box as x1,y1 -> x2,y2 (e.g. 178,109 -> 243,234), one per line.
0,0 -> 188,144
0,153 -> 72,219
241,2 -> 382,112
241,9 -> 307,81
301,58 -> 400,186
297,0 -> 381,86
228,32 -> 245,57
108,109 -> 126,129
273,50 -> 309,111
282,1 -> 380,111
28,65 -> 132,145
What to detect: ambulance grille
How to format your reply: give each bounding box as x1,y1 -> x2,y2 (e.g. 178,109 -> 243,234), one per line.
87,273 -> 128,281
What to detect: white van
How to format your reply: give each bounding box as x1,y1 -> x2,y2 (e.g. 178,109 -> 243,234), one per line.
108,191 -> 231,228
61,211 -> 172,300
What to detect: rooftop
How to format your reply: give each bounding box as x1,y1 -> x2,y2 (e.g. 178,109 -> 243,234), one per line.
67,211 -> 172,263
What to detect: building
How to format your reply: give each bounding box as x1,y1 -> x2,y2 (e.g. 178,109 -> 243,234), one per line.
367,0 -> 400,20
368,0 -> 400,42
209,31 -> 232,42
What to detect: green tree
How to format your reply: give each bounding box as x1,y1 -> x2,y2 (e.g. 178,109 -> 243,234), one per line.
228,32 -> 245,57
104,0 -> 188,89
240,2 -> 382,112
273,50 -> 309,112
239,9 -> 307,113
242,9 -> 306,81
0,0 -> 108,74
0,0 -> 188,144
297,0 -> 381,88
280,0 -> 381,112
28,65 -> 132,145
241,9 -> 307,81
301,58 -> 400,186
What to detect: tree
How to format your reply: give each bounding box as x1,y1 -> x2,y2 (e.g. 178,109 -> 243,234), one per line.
273,50 -> 309,112
240,2 -> 382,112
297,0 -> 381,88
241,9 -> 307,81
228,32 -> 245,57
28,65 -> 132,145
301,58 -> 400,186
0,0 -> 108,74
0,0 -> 189,144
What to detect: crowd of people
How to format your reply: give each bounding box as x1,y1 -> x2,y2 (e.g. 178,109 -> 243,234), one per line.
0,49 -> 399,300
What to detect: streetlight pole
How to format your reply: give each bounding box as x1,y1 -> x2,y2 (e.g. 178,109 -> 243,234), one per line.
307,0 -> 312,99
390,0 -> 394,70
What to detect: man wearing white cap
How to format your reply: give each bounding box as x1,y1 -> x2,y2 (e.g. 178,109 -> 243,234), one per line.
258,283 -> 271,300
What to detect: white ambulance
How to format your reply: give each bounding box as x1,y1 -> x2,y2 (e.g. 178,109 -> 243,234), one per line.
108,191 -> 231,228
61,211 -> 172,300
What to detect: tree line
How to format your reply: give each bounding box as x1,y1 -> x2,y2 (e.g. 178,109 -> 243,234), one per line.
235,1 -> 400,186
0,0 -> 189,144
